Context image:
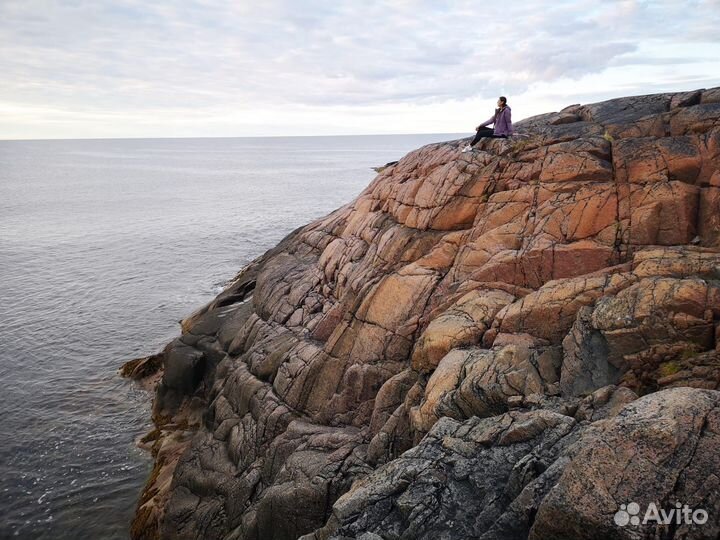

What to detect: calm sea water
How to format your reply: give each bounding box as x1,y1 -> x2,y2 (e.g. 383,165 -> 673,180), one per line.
0,134 -> 462,539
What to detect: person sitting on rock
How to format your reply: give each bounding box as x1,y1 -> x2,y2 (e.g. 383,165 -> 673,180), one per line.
461,96 -> 513,152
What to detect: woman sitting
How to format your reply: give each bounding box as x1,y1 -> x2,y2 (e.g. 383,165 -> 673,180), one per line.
462,96 -> 513,152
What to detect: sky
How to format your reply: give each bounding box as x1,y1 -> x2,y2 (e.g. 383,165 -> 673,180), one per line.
1,0 -> 720,140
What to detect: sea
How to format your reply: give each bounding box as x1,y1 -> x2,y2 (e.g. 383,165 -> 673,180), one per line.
0,133 -> 463,539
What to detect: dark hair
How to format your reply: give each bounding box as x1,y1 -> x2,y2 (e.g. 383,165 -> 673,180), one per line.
499,96 -> 507,105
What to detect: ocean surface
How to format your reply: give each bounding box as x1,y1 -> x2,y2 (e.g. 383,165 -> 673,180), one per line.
0,134 -> 463,539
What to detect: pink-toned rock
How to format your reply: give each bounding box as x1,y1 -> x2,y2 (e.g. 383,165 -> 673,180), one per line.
411,287 -> 515,372
494,272 -> 637,343
626,181 -> 700,245
591,277 -> 720,363
531,388 -> 720,540
410,343 -> 562,437
539,138 -> 613,183
613,135 -> 702,184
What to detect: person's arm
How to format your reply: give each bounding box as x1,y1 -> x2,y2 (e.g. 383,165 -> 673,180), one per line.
506,108 -> 513,134
476,114 -> 495,130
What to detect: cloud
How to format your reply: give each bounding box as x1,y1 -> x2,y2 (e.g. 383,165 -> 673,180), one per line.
1,0 -> 719,138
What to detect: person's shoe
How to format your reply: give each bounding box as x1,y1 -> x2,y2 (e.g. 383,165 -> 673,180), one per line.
461,144 -> 473,153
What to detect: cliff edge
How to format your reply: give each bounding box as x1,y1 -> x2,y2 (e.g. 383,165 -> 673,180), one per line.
124,87 -> 720,540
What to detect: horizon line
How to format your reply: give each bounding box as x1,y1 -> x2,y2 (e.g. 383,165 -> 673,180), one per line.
0,131 -> 470,143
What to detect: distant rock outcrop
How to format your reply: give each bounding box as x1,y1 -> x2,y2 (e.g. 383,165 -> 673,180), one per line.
124,88 -> 720,540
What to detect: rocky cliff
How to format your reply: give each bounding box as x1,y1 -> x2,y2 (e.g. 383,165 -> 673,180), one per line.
124,88 -> 720,540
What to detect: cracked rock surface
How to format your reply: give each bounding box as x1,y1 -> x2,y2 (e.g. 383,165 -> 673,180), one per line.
124,88 -> 720,540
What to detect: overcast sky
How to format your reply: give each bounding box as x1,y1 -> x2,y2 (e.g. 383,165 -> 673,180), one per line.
2,0 -> 720,140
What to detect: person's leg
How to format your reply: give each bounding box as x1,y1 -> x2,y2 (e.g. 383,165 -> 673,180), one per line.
470,127 -> 494,146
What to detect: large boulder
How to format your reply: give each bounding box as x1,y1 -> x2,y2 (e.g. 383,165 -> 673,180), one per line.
124,88 -> 720,540
308,388 -> 720,540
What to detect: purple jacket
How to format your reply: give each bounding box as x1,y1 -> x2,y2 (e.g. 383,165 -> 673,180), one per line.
480,106 -> 513,136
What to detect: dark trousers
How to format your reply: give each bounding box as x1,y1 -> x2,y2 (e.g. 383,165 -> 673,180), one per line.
470,127 -> 506,146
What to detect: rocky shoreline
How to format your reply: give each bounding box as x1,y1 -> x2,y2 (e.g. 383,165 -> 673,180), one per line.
124,87 -> 720,539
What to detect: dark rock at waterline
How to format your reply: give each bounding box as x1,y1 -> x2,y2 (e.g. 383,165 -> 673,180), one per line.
372,160 -> 399,173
